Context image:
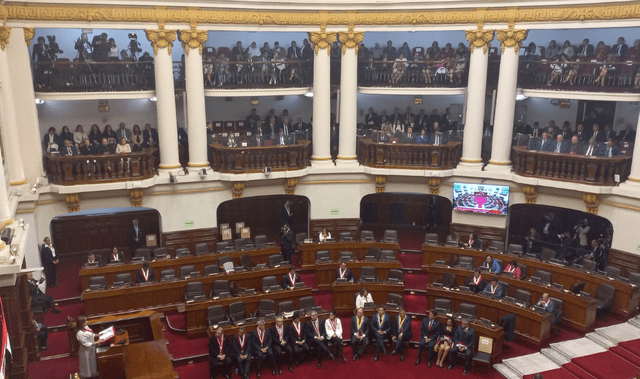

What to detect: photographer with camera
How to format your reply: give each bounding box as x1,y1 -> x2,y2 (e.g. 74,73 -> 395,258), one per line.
32,36 -> 52,88
573,219 -> 590,254
74,33 -> 92,62
127,33 -> 142,61
280,224 -> 294,264
47,35 -> 63,61
91,33 -> 109,62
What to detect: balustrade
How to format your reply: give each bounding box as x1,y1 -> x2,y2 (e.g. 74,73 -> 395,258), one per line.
358,139 -> 461,169
210,141 -> 310,173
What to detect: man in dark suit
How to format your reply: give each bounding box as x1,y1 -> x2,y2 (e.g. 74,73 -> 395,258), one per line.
233,327 -> 252,379
253,119 -> 267,139
416,110 -> 428,131
383,40 -> 397,60
95,138 -> 115,154
280,201 -> 293,226
283,267 -> 299,289
464,269 -> 487,293
265,110 -> 280,125
252,320 -> 275,378
129,219 -> 143,253
601,138 -> 621,157
210,327 -> 232,379
41,237 -> 59,287
568,135 -> 584,155
552,134 -> 569,154
448,318 -> 476,375
245,108 -> 261,129
619,124 -> 636,142
60,140 -> 79,156
402,127 -> 416,143
583,138 -> 601,157
280,117 -> 295,136
365,107 -> 378,128
287,41 -> 301,59
106,247 -> 124,264
335,262 -> 354,282
306,310 -> 334,368
377,110 -> 389,126
576,38 -> 594,58
290,312 -> 309,366
530,122 -> 544,138
403,107 -> 415,125
575,123 -> 590,142
275,130 -> 288,146
391,307 -> 412,361
430,125 -> 448,146
482,278 -> 504,298
370,306 -> 391,360
389,107 -> 403,125
415,310 -> 441,367
591,124 -> 606,143
535,132 -> 553,152
142,123 -> 159,148
280,224 -> 294,264
350,307 -> 369,361
524,227 -> 542,256
135,262 -> 156,283
27,272 -> 60,313
271,316 -> 294,374
603,124 -> 617,141
251,131 -> 265,147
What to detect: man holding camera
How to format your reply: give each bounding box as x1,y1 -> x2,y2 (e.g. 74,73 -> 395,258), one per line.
280,224 -> 294,264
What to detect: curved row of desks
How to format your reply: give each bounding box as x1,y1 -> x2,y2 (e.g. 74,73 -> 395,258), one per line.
422,245 -> 640,318
299,241 -> 400,269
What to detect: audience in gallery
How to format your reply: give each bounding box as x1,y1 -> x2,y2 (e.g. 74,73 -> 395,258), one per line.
360,106 -> 456,145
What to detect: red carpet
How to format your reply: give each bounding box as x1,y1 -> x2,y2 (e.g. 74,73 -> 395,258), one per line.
46,259 -> 83,300
396,230 -> 428,251
402,294 -> 427,314
403,272 -> 428,290
571,351 -> 639,379
524,368 -> 579,379
162,319 -> 209,359
300,272 -> 317,289
619,338 -> 640,358
28,355 -> 80,379
43,301 -> 84,327
561,362 -> 598,379
398,252 -> 423,269
314,292 -> 333,311
610,345 -> 640,367
39,330 -> 70,358
166,310 -> 187,331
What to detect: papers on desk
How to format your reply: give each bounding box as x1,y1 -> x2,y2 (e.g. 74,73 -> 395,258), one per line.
99,326 -> 116,342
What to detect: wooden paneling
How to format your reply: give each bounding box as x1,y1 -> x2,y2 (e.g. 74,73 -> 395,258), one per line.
51,208 -> 161,259
358,140 -> 461,169
299,241 -> 399,270
211,141 -> 310,173
309,218 -> 360,241
162,227 -> 217,256
608,249 -> 640,279
314,261 -> 402,289
450,223 -> 506,250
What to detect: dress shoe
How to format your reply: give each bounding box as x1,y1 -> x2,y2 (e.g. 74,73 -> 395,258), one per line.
447,364 -> 453,370
428,361 -> 431,368
353,354 -> 360,362
224,375 -> 230,379
294,361 -> 299,367
400,354 -> 404,362
414,359 -> 421,365
328,353 -> 335,360
391,349 -> 397,356
52,308 -> 62,314
288,365 -> 294,373
278,367 -> 283,376
40,346 -> 47,351
464,367 -> 468,375
373,354 -> 379,362
335,358 -> 339,365
271,369 -> 276,377
341,353 -> 347,362
318,361 -> 322,369
257,372 -> 261,379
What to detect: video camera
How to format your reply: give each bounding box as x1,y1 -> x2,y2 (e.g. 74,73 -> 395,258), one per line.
128,33 -> 142,57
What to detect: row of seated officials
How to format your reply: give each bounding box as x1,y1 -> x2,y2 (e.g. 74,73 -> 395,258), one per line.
210,306 -> 478,378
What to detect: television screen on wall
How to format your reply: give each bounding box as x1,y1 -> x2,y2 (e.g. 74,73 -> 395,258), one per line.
452,183 -> 509,216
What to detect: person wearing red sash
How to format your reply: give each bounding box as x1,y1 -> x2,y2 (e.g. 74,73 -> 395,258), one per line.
391,307 -> 413,361
334,262 -> 354,282
233,327 -> 252,379
415,310 -> 441,367
482,277 -> 503,298
270,316 -> 294,374
370,306 -> 391,361
290,311 -> 309,366
324,310 -> 347,362
209,326 -> 231,379
76,316 -> 103,379
282,267 -> 300,289
251,320 -> 276,378
135,262 -> 156,283
349,307 -> 370,361
106,246 -> 123,264
448,318 -> 476,375
464,269 -> 487,293
305,310 -> 335,368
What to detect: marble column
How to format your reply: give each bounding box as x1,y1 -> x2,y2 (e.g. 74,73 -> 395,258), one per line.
486,29 -> 528,172
459,28 -> 495,169
145,29 -> 181,172
625,111 -> 640,184
336,31 -> 364,167
308,31 -> 336,167
178,29 -> 210,172
0,27 -> 27,185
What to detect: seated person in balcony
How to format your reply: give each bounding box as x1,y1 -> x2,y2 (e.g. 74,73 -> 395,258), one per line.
61,139 -> 80,156
416,129 -> 429,144
397,42 -> 411,60
335,262 -> 353,282
404,116 -> 417,131
43,127 -> 58,153
288,40 -> 301,59
106,247 -> 124,264
576,38 -> 594,59
294,118 -> 307,134
482,277 -> 503,298
246,108 -> 261,129
283,267 -> 300,290
116,122 -> 131,143
203,57 -> 215,86
421,55 -> 435,84
102,124 -> 117,145
504,260 -> 522,279
136,262 -> 156,283
269,51 -> 286,85
281,117 -> 295,136
552,134 -> 569,154
546,40 -> 560,58
73,125 -> 88,146
547,54 -> 568,86
142,123 -> 158,148
600,138 -> 621,157
78,139 -> 93,155
131,125 -> 143,152
381,120 -> 394,137
561,40 -> 575,60
251,130 -> 265,147
115,137 -> 131,154
95,138 -> 115,155
603,124 -> 616,141
591,123 -> 606,143
582,138 -> 600,157
560,122 -> 573,140
449,53 -> 467,84
27,272 -> 61,313
536,293 -> 558,325
88,125 -> 102,145
318,227 -> 331,242
430,125 -> 448,146
365,107 -> 378,128
226,134 -> 237,148
401,127 -> 416,143
390,53 -> 407,84
532,132 -> 553,152
246,42 -> 261,59
464,269 -> 486,293
594,54 -> 619,87
215,53 -> 231,86
253,119 -> 267,139
275,130 -> 288,146
619,124 -> 636,142
266,116 -> 279,138
574,123 -> 589,142
612,37 -> 628,59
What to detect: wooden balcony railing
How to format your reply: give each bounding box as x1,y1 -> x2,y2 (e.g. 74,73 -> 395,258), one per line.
512,146 -> 632,185
45,149 -> 157,185
358,139 -> 461,169
210,141 -> 310,173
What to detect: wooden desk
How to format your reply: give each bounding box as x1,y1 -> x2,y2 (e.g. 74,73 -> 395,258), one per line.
185,287 -> 313,336
82,266 -> 291,316
124,340 -> 176,379
422,245 -> 640,318
426,264 -> 597,331
331,282 -> 405,313
80,246 -> 280,291
314,261 -> 402,290
426,285 -> 551,345
207,312 -> 332,338
300,241 -> 400,269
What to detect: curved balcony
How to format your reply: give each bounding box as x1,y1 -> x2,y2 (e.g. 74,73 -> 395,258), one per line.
512,146 -> 632,185
518,59 -> 640,94
358,58 -> 468,88
358,139 -> 461,169
210,141 -> 311,173
202,59 -> 311,89
32,60 -> 155,92
45,149 -> 157,185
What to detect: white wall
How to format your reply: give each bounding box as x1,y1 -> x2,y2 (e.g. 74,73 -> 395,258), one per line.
356,94 -> 464,124
613,102 -> 640,132
520,98 -> 579,128
205,95 -> 314,123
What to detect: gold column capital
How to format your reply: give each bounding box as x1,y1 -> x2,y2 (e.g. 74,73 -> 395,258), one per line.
428,178 -> 441,195
23,28 -> 35,46
308,31 -> 337,56
232,182 -> 245,199
337,31 -> 364,55
465,27 -> 494,54
0,27 -> 11,51
178,29 -> 208,56
522,185 -> 537,204
375,176 -> 386,193
285,178 -> 298,195
145,28 -> 177,55
496,28 -> 528,55
583,193 -> 599,214
65,194 -> 79,213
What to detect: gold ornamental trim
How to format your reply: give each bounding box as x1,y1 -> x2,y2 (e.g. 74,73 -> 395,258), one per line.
459,157 -> 483,163
627,176 -> 640,183
301,180 -> 372,185
337,31 -> 364,55
466,27 -> 494,54
145,28 -> 177,55
178,29 -> 208,56
428,178 -> 441,195
375,175 -> 386,193
487,159 -> 512,165
158,163 -> 182,169
311,156 -> 333,161
232,182 -> 245,199
10,179 -> 28,186
308,31 -> 337,56
522,185 -> 536,204
0,27 -> 10,51
285,178 -> 298,195
187,161 -> 211,167
583,193 -> 599,214
1,4 -> 640,26
65,193 -> 79,213
23,28 -> 35,46
496,28 -> 528,55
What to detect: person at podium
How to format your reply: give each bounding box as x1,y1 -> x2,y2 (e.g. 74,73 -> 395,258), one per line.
136,262 -> 156,283
335,262 -> 354,283
355,287 -> 373,309
463,233 -> 481,250
318,228 -> 331,242
76,315 -> 105,379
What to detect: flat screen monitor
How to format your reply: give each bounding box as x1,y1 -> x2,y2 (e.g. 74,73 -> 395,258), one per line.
453,182 -> 509,215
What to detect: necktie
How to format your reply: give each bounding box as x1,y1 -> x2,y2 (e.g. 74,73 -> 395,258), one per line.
284,125 -> 288,135
607,147 -> 612,157
587,146 -> 593,156
135,226 -> 138,238
435,135 -> 440,145
68,147 -> 72,154
541,140 -> 545,150
555,143 -> 561,153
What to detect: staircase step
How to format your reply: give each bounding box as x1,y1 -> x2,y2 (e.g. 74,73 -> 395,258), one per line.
493,363 -> 522,379
540,347 -> 571,366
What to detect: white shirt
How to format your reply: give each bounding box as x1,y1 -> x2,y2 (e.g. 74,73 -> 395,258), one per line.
115,144 -> 131,153
324,317 -> 343,339
47,244 -> 56,258
318,232 -> 331,242
355,293 -> 373,309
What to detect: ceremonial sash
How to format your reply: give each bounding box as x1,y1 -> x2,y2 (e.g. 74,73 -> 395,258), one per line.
142,269 -> 150,282
473,275 -> 482,285
258,329 -> 265,345
293,322 -> 302,338
339,268 -> 346,279
238,334 -> 246,349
